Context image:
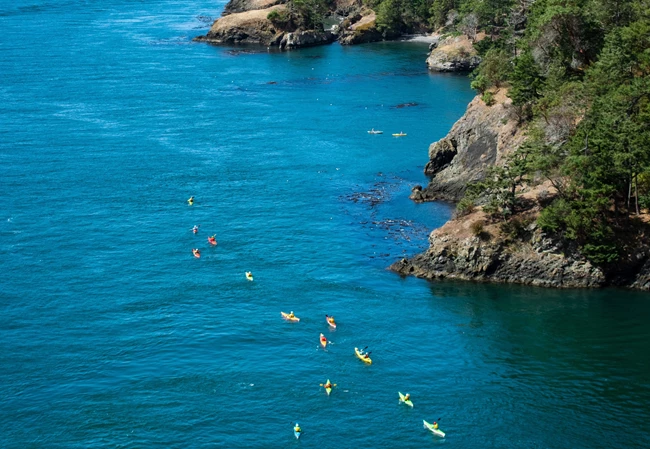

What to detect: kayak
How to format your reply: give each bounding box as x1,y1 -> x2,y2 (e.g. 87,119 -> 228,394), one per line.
398,392 -> 413,407
423,420 -> 445,438
245,272 -> 254,281
293,424 -> 301,439
326,316 -> 336,328
392,132 -> 407,137
281,312 -> 300,322
192,249 -> 200,258
207,237 -> 217,245
354,347 -> 372,364
367,130 -> 383,134
320,333 -> 327,348
324,379 -> 332,395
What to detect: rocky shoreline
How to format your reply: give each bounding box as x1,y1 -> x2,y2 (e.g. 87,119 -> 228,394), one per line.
392,89 -> 650,290
194,0 -> 483,74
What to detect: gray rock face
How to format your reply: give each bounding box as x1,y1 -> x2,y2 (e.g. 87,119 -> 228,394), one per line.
280,30 -> 336,50
417,91 -> 525,202
390,227 -> 607,289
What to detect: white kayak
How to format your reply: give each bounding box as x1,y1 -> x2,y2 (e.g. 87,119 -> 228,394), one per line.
423,420 -> 445,437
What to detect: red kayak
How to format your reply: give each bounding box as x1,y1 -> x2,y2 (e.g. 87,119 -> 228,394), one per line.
320,333 -> 328,348
208,237 -> 217,246
192,249 -> 201,258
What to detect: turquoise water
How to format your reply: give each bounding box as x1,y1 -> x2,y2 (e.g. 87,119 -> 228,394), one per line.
2,1 -> 650,448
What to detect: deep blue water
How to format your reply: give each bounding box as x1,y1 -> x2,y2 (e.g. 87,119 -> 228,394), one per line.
2,1 -> 650,448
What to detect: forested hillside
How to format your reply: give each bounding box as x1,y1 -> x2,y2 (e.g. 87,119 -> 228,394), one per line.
426,0 -> 650,267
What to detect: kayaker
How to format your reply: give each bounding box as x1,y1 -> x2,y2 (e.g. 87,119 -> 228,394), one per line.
193,225 -> 199,233
324,381 -> 332,389
192,248 -> 200,256
404,393 -> 410,401
188,196 -> 194,205
432,421 -> 439,430
294,423 -> 301,432
288,311 -> 295,319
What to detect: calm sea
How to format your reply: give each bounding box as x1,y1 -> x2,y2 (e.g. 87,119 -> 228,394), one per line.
1,1 -> 649,447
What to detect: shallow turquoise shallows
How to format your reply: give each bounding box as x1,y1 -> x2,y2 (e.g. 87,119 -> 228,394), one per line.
2,1 -> 650,448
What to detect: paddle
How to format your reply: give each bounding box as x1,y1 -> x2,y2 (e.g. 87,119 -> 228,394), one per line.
319,383 -> 337,387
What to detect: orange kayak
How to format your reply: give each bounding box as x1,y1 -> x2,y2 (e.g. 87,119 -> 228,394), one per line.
208,237 -> 217,246
192,249 -> 201,258
320,333 -> 327,348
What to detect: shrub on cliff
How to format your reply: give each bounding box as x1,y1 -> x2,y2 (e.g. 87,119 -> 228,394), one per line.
267,10 -> 294,31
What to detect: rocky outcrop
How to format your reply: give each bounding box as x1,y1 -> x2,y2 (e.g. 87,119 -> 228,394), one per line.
223,0 -> 286,16
390,212 -> 608,288
411,89 -> 526,203
426,34 -> 481,72
196,6 -> 286,46
196,0 -> 402,49
338,12 -> 383,45
280,30 -> 336,50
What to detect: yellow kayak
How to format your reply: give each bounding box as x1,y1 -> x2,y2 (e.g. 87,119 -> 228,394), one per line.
323,379 -> 333,395
281,312 -> 300,322
354,347 -> 372,364
398,392 -> 413,407
392,132 -> 407,137
245,272 -> 254,281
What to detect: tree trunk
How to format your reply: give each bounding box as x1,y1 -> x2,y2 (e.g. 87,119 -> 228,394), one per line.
627,177 -> 632,211
635,172 -> 640,215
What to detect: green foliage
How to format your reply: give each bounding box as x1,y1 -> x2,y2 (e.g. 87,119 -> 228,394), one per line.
455,194 -> 476,217
470,74 -> 488,93
429,0 -> 459,29
481,91 -> 495,105
267,9 -> 293,30
508,52 -> 544,108
471,48 -> 510,92
376,0 -> 404,34
291,0 -> 329,30
447,0 -> 650,266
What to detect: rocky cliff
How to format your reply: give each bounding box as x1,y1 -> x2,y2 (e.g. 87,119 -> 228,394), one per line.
397,88 -> 650,290
411,89 -> 525,203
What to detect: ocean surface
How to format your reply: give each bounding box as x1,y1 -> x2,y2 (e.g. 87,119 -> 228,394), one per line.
2,1 -> 650,448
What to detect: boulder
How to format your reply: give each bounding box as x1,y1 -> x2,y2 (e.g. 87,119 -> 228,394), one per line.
279,30 -> 336,50
426,34 -> 481,72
